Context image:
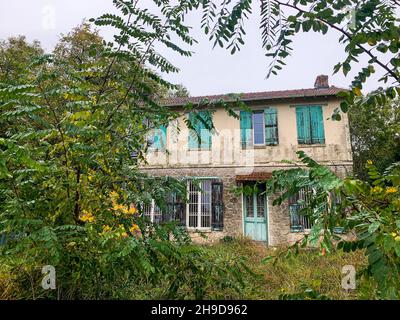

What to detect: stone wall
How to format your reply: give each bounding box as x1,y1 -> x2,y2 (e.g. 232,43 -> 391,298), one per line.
140,164 -> 352,246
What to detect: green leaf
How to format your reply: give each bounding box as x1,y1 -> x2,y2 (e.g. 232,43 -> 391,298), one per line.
368,221 -> 380,234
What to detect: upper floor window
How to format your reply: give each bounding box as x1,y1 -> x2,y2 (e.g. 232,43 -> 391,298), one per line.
188,111 -> 212,150
148,125 -> 167,151
240,108 -> 278,148
295,105 -> 325,145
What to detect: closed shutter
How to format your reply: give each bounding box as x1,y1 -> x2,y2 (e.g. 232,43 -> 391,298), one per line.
199,111 -> 212,150
166,193 -> 186,226
310,106 -> 325,144
296,106 -> 311,144
152,125 -> 167,150
240,111 -> 252,148
188,111 -> 212,150
188,112 -> 198,150
264,108 -> 278,145
211,182 -> 224,230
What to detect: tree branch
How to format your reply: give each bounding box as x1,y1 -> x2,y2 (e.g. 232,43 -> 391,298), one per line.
274,0 -> 400,83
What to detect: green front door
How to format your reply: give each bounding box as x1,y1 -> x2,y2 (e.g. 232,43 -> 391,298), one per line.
243,184 -> 268,242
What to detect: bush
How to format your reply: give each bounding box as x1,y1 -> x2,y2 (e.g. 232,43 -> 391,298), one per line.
0,220 -> 251,300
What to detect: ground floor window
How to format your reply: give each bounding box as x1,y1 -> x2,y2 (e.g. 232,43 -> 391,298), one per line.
141,178 -> 224,231
142,199 -> 163,224
188,179 -> 212,228
288,188 -> 313,232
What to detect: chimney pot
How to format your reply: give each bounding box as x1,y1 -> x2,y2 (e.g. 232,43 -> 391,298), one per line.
314,75 -> 329,89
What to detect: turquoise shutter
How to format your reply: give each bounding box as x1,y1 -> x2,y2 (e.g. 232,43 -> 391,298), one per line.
264,108 -> 278,145
188,111 -> 212,150
152,125 -> 167,150
240,111 -> 252,148
160,125 -> 167,149
296,107 -> 311,144
188,112 -> 198,149
310,106 -> 325,144
199,111 -> 211,150
199,127 -> 211,149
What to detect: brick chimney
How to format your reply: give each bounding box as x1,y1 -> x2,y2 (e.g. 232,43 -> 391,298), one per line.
314,75 -> 329,89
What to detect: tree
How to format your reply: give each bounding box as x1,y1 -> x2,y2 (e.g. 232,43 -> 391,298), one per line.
0,36 -> 44,140
0,36 -> 43,84
349,95 -> 400,179
0,2 -> 246,299
198,0 -> 400,298
168,84 -> 191,98
198,0 -> 400,117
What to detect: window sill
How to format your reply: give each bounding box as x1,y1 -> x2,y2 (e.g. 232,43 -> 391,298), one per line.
187,228 -> 212,233
148,149 -> 166,153
290,228 -> 311,233
242,144 -> 279,150
298,144 -> 326,148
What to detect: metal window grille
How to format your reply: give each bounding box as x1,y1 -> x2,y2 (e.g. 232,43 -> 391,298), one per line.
288,188 -> 313,232
142,199 -> 162,223
141,178 -> 223,230
187,179 -> 212,229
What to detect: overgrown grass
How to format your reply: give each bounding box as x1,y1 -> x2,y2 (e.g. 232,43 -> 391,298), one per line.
0,237 -> 377,300
200,237 -> 376,300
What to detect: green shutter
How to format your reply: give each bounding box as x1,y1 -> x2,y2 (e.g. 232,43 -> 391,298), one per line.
188,112 -> 198,149
152,125 -> 167,150
264,108 -> 278,145
211,182 -> 224,230
240,111 -> 252,148
296,106 -> 311,144
310,106 -> 325,144
188,111 -> 212,150
199,111 -> 212,150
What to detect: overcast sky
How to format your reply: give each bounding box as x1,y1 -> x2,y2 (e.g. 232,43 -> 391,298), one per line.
0,0 -> 391,96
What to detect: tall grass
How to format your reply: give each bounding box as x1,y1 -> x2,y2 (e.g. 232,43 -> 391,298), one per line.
0,237 -> 376,300
201,237 -> 375,300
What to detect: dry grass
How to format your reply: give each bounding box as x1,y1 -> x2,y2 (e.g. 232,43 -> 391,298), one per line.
0,237 -> 376,300
202,237 -> 376,300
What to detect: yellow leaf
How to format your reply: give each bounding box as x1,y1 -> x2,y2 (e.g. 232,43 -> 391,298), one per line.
353,87 -> 362,96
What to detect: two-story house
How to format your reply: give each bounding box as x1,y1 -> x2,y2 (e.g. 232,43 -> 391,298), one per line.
140,75 -> 353,245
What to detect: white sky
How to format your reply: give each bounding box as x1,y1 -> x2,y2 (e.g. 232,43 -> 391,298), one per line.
0,0 -> 391,96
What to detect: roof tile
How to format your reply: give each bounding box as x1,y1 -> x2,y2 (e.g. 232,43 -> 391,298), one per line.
163,86 -> 347,106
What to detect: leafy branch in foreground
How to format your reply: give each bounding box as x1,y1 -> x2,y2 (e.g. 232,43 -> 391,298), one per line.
263,151 -> 400,299
0,1 -> 249,299
198,0 -> 400,117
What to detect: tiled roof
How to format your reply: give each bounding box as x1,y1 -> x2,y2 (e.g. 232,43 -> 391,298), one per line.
163,86 -> 347,106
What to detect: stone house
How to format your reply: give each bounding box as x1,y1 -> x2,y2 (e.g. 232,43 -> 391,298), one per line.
140,75 -> 353,245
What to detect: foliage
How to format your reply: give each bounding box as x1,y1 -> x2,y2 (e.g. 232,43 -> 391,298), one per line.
202,239 -> 370,300
263,151 -> 400,298
0,36 -> 43,85
197,0 -> 400,118
349,95 -> 400,179
197,0 -> 400,300
1,237 -> 371,299
0,1 -> 246,299
1,220 -> 250,299
279,285 -> 331,300
168,84 -> 191,98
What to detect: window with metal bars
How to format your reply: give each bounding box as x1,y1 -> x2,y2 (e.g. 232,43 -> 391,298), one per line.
187,179 -> 213,229
288,188 -> 313,232
141,178 -> 224,230
142,199 -> 163,223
